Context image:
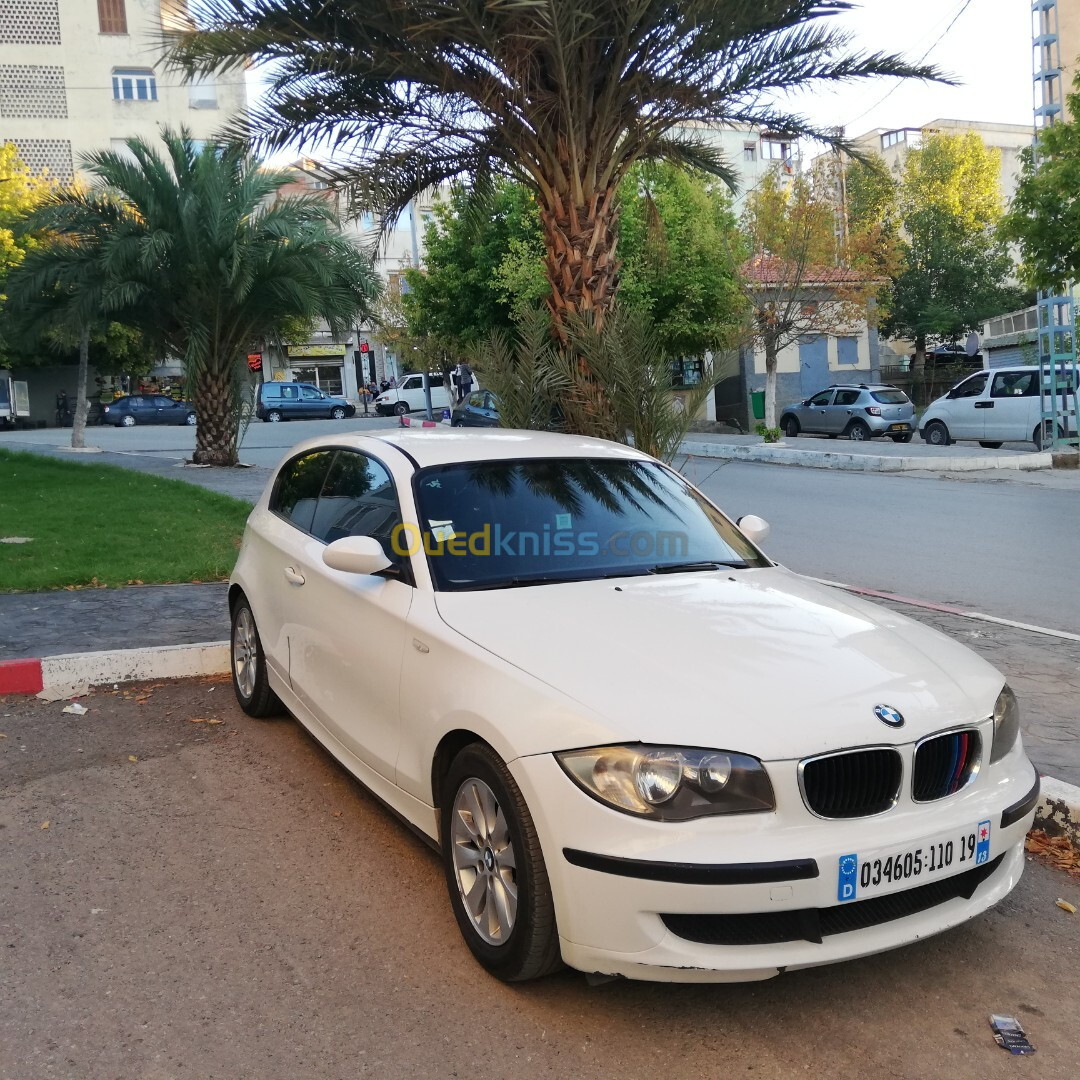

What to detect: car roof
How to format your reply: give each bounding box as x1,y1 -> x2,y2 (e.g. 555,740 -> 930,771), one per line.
286,429 -> 651,469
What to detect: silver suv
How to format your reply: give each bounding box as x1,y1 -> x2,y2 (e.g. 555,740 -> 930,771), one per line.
779,384 -> 916,442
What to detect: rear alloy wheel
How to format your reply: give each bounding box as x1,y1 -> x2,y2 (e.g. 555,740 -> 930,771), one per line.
265,410 -> 282,423
979,441 -> 1003,449
120,414 -> 136,427
781,416 -> 799,438
330,406 -> 346,420
442,743 -> 561,982
846,419 -> 871,441
230,597 -> 282,718
890,433 -> 913,443
184,412 -> 197,426
394,401 -> 409,416
923,420 -> 950,446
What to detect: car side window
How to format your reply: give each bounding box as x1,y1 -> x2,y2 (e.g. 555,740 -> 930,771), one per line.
153,395 -> 174,407
262,384 -> 280,400
809,391 -> 834,407
311,450 -> 403,551
271,451 -> 335,534
300,386 -> 322,400
467,391 -> 485,408
834,390 -> 860,406
992,372 -> 1036,398
952,373 -> 988,399
280,384 -> 299,401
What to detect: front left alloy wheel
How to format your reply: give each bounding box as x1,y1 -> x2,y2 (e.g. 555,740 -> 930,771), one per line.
230,596 -> 282,717
441,743 -> 562,982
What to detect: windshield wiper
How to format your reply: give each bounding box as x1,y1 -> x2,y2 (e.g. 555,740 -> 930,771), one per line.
647,560 -> 747,574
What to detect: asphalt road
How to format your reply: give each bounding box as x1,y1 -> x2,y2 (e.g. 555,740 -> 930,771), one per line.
681,459 -> 1080,635
2,677 -> 1078,1080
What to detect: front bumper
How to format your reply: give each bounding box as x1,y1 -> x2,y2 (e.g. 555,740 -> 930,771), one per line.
509,743 -> 1037,983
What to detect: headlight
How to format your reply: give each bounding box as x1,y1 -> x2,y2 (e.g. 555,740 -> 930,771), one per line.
556,745 -> 775,820
990,684 -> 1020,763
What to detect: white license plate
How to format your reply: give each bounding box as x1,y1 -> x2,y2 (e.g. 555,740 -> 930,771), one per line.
837,820 -> 991,903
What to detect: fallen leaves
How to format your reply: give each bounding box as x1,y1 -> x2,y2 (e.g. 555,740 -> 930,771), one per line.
127,754 -> 138,763
40,820 -> 50,829
1056,899 -> 1077,914
1025,829 -> 1080,878
188,717 -> 225,725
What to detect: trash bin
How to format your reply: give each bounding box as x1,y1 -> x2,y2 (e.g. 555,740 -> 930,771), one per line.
751,389 -> 765,421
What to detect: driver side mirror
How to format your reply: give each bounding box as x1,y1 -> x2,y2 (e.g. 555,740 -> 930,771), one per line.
322,536 -> 392,576
736,515 -> 771,544
801,400 -> 811,407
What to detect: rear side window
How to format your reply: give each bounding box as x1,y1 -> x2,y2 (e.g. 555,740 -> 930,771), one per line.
992,371 -> 1037,397
311,451 -> 402,549
271,451 -> 335,534
871,390 -> 910,404
261,384 -> 281,400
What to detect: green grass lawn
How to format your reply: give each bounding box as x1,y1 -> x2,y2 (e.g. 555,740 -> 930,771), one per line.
0,449 -> 252,592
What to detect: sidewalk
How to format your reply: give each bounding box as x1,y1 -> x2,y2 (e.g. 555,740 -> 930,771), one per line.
682,432 -> 1052,472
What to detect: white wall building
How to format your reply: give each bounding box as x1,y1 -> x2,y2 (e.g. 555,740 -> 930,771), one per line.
0,0 -> 247,182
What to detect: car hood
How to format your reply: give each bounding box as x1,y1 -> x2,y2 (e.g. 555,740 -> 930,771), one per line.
433,567 -> 1003,760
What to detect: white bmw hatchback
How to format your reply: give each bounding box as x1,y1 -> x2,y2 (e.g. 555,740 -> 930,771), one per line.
229,429 -> 1039,983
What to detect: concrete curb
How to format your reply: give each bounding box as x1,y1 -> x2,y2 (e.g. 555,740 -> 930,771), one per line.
0,641 -> 229,698
680,439 -> 1052,472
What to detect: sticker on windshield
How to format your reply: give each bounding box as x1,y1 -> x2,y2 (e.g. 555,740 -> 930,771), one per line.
428,520 -> 455,543
555,513 -> 572,530
425,478 -> 441,489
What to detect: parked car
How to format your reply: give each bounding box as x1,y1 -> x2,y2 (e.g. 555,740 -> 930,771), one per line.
920,366 -> 1079,450
375,372 -> 473,416
228,429 -> 1038,984
780,384 -> 916,442
101,394 -> 196,427
451,389 -> 500,427
256,381 -> 355,423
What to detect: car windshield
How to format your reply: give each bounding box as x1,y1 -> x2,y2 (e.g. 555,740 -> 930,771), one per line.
871,390 -> 909,404
410,457 -> 769,591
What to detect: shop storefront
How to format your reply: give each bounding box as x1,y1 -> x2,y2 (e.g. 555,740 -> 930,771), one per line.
283,343 -> 354,398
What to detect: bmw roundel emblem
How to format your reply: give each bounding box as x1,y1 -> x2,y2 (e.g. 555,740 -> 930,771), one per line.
874,704 -> 905,728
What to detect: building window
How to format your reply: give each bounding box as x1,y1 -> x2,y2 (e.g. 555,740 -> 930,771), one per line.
671,358 -> 704,388
112,68 -> 157,102
743,143 -> 757,162
836,336 -> 860,366
98,0 -> 127,34
188,75 -> 217,109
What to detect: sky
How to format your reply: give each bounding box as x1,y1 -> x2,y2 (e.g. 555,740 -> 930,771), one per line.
789,0 -> 1036,137
250,0 -> 1041,165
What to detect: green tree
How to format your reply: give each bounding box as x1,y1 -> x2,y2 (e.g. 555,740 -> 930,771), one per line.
884,132 -> 1021,368
1002,79 -> 1080,291
0,142 -> 53,363
170,0 -> 935,340
616,163 -> 748,357
7,131 -> 380,464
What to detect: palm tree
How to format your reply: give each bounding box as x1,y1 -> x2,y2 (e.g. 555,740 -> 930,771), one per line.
169,1 -> 938,338
9,130 -> 380,464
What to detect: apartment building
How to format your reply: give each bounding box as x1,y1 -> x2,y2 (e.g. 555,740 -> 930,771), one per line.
0,0 -> 246,181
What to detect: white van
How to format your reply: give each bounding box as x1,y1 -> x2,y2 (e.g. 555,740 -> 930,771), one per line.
920,365 -> 1079,450
374,372 -> 475,417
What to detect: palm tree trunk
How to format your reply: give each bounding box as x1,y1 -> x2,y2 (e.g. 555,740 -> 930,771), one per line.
192,367 -> 237,466
537,184 -> 620,339
70,327 -> 91,450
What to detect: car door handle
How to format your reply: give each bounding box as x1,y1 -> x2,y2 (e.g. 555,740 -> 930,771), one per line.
283,566 -> 306,586
974,401 -> 993,409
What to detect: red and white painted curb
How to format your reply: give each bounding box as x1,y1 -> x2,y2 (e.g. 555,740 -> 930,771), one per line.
398,415 -> 441,428
0,641 -> 229,698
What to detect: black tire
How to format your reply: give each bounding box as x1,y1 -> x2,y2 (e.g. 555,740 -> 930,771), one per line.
441,743 -> 562,982
120,414 -> 136,427
265,409 -> 282,423
845,419 -> 871,441
781,415 -> 799,438
330,406 -> 346,420
979,441 -> 1003,449
1033,421 -> 1062,451
394,401 -> 409,416
229,596 -> 282,718
890,433 -> 913,443
923,420 -> 950,446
